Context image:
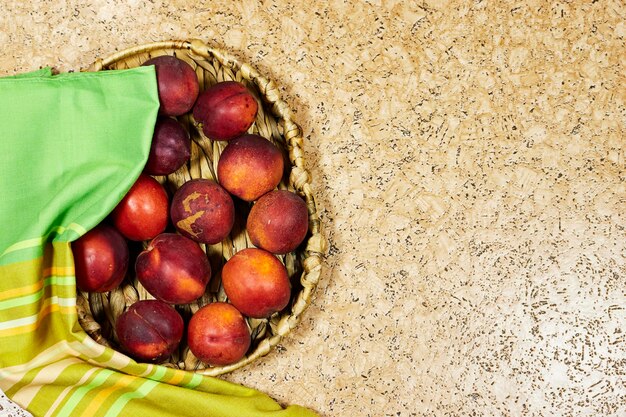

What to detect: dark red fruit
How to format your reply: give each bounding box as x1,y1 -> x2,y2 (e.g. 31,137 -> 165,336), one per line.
135,233 -> 211,304
116,300 -> 184,363
246,190 -> 308,254
145,117 -> 191,176
192,81 -> 258,141
72,223 -> 129,293
170,179 -> 235,244
143,55 -> 199,117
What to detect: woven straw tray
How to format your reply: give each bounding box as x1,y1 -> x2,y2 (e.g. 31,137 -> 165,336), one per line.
75,39 -> 326,376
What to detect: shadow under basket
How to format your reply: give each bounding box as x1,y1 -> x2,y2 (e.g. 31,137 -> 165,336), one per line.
75,39 -> 326,376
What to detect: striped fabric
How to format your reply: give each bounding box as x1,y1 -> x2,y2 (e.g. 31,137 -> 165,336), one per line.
0,68 -> 316,416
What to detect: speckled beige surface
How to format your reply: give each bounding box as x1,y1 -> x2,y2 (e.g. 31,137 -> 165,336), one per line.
2,1 -> 625,416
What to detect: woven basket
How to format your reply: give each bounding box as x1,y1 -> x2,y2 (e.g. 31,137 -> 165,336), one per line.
75,39 -> 326,376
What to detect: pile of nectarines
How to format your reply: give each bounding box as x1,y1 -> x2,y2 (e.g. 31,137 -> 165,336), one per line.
72,55 -> 309,367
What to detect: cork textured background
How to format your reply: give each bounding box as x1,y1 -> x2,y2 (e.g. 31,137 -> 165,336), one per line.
1,1 -> 625,416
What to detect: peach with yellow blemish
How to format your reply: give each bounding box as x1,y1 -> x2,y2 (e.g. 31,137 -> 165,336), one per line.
170,179 -> 235,244
187,302 -> 251,366
247,190 -> 309,254
217,134 -> 283,202
135,233 -> 211,304
222,248 -> 291,318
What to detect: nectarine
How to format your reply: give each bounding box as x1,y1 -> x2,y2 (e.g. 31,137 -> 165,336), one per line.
222,248 -> 291,318
187,302 -> 251,366
111,173 -> 169,241
247,190 -> 308,254
135,233 -> 211,304
144,117 -> 191,176
116,300 -> 184,363
72,223 -> 128,293
170,179 -> 235,244
143,55 -> 199,117
193,81 -> 258,141
217,134 -> 283,201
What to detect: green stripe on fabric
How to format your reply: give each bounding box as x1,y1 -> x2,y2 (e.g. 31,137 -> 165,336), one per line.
41,366 -> 100,417
150,366 -> 167,381
101,378 -> 159,417
86,346 -> 116,365
184,373 -> 204,389
0,276 -> 75,310
11,357 -> 83,409
55,369 -> 116,417
0,295 -> 75,331
0,317 -> 77,369
0,245 -> 45,267
0,223 -> 85,266
1,237 -> 45,256
0,341 -> 74,383
23,360 -> 88,410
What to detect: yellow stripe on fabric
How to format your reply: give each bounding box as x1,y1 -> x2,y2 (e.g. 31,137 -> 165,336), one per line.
101,378 -> 159,417
0,255 -> 74,303
0,281 -> 43,302
0,342 -> 88,402
11,357 -> 83,408
0,276 -> 74,310
43,367 -> 100,417
3,367 -> 41,398
0,293 -> 75,329
166,369 -> 188,386
77,374 -> 137,417
1,237 -> 45,257
0,304 -> 75,337
151,366 -> 167,381
86,347 -> 132,371
137,364 -> 155,378
1,223 -> 84,259
65,222 -> 87,237
0,341 -> 82,391
72,332 -> 134,371
92,376 -> 154,417
0,341 -> 76,383
54,369 -> 116,417
42,266 -> 74,277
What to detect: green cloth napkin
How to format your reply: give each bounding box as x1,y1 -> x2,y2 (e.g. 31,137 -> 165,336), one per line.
0,67 -> 316,417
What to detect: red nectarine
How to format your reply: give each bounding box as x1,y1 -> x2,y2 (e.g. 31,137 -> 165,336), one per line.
170,179 -> 234,244
143,55 -> 199,117
187,302 -> 251,366
222,248 -> 291,318
111,173 -> 169,241
135,233 -> 211,304
217,134 -> 284,201
193,81 -> 258,141
116,300 -> 184,363
247,190 -> 308,254
72,223 -> 129,293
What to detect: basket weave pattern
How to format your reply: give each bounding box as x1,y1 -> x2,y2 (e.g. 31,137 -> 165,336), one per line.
75,39 -> 325,376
